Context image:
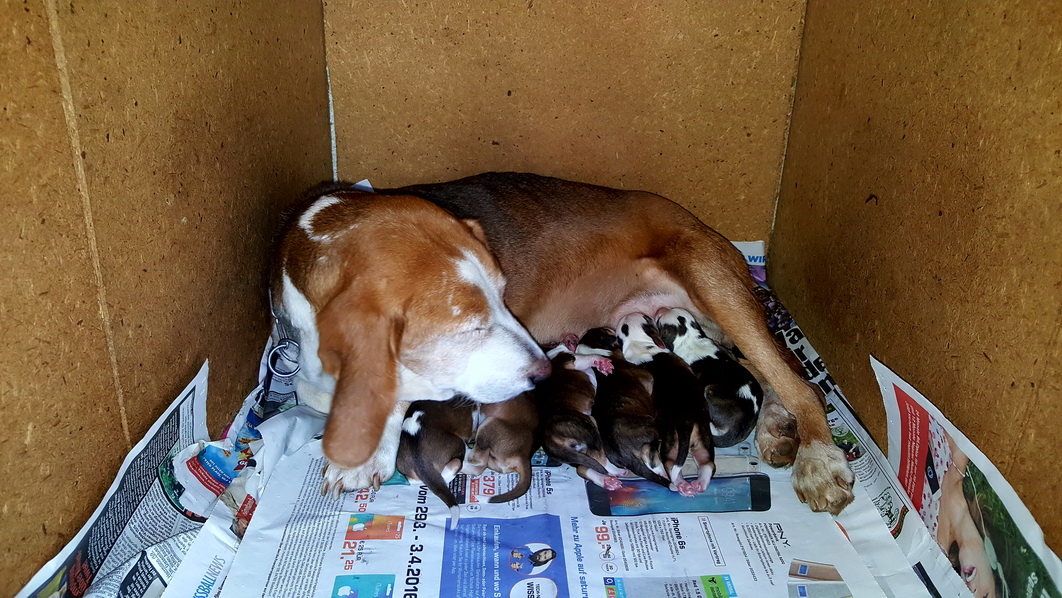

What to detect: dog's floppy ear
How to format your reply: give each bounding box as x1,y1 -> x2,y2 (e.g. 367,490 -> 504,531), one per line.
316,288 -> 405,468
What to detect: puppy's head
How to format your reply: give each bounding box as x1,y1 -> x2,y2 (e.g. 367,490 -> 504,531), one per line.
290,194 -> 548,468
655,307 -> 720,363
543,416 -> 608,468
615,313 -> 666,365
578,327 -> 622,354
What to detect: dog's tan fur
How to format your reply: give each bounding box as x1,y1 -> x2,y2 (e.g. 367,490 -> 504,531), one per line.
382,173 -> 855,513
278,173 -> 854,514
273,191 -> 547,488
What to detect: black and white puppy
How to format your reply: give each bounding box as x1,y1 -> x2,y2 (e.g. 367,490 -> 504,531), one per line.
655,307 -> 763,447
395,398 -> 475,528
615,313 -> 716,495
579,327 -> 674,490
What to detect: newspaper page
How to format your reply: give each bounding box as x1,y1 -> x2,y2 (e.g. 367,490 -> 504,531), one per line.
873,358 -> 1062,598
18,237 -> 957,598
203,241 -> 888,598
738,244 -> 965,598
16,362 -> 211,598
219,438 -> 885,598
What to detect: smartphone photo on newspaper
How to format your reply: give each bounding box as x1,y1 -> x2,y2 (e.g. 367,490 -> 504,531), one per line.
586,472 -> 771,516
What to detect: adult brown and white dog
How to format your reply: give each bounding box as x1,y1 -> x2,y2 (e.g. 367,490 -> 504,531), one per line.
271,191 -> 550,493
273,173 -> 855,515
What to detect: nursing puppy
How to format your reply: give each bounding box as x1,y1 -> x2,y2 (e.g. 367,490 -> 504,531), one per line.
656,307 -> 763,447
272,190 -> 549,494
580,327 -> 674,489
462,391 -> 539,503
616,313 -> 716,495
535,346 -> 622,489
395,399 -> 475,528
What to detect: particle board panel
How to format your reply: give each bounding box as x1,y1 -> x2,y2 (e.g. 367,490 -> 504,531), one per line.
2,1 -> 333,592
771,1 -> 1061,549
324,0 -> 806,242
54,1 -> 333,439
0,3 -> 129,594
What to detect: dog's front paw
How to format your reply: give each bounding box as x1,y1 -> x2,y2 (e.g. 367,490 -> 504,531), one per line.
755,401 -> 799,468
321,453 -> 397,498
792,441 -> 855,515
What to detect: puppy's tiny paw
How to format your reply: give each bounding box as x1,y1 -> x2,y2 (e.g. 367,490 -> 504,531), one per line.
792,442 -> 855,515
602,476 -> 623,491
689,480 -> 706,493
673,479 -> 696,497
593,357 -> 613,375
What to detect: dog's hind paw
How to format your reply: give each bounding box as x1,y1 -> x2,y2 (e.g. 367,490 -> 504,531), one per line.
792,441 -> 855,515
755,401 -> 799,468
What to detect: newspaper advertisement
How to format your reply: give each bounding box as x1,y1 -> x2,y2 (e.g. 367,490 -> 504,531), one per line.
16,362 -> 211,598
874,358 -> 1062,598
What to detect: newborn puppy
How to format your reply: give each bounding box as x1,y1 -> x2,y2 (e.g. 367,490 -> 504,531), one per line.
395,399 -> 475,528
656,307 -> 763,447
462,391 -> 539,503
535,345 -> 623,489
616,313 -> 716,495
580,327 -> 674,489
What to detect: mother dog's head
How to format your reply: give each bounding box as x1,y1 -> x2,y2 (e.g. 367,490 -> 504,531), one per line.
276,191 -> 548,468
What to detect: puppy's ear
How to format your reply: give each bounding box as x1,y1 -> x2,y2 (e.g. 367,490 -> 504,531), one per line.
461,218 -> 490,247
316,289 -> 405,468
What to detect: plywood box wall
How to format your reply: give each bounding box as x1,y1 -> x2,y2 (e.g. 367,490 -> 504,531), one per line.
1,1 -> 1057,592
1,2 -> 332,591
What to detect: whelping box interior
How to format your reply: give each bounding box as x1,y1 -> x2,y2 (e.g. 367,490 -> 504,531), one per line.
3,2 -> 1058,592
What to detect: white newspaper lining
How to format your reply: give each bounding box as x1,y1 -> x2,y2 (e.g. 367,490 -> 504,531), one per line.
208,242 -> 894,598
16,362 -> 210,598
874,358 -> 1062,598
220,438 -> 884,598
19,238 -> 963,598
774,321 -> 967,598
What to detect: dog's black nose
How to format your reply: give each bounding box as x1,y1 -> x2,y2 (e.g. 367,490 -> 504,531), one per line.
528,358 -> 552,385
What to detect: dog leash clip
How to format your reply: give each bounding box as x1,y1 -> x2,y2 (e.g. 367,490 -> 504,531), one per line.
267,287 -> 301,378
268,338 -> 301,378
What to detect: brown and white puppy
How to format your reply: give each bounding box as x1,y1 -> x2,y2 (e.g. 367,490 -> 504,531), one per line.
616,313 -> 716,496
535,345 -> 623,490
395,399 -> 474,528
462,391 -> 539,503
272,189 -> 549,493
381,174 -> 853,514
656,307 -> 763,448
580,327 -> 675,489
